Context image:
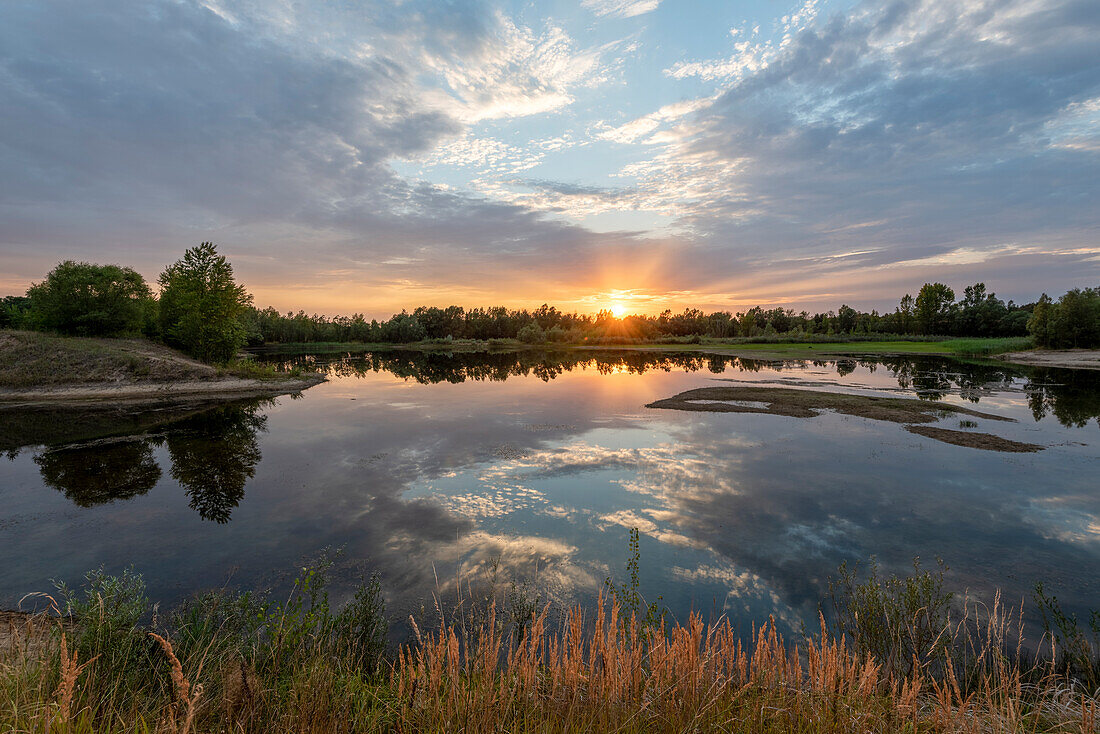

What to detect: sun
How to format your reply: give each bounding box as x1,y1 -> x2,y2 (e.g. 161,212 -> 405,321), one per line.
609,303 -> 627,318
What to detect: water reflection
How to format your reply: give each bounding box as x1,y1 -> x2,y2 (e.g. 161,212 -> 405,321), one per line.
166,404 -> 267,523
1,350 -> 1098,635
1028,369 -> 1100,427
11,400 -> 269,522
262,350 -> 1100,427
35,439 -> 161,506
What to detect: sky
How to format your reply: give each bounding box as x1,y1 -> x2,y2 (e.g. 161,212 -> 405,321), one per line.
1,0 -> 1098,317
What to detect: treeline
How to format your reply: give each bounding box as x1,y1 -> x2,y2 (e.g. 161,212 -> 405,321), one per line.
242,282 -> 1072,345
3,248 -> 1099,351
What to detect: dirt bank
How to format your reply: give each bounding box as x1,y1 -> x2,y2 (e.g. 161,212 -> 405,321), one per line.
998,350 -> 1100,370
0,373 -> 325,408
0,330 -> 325,407
0,610 -> 55,662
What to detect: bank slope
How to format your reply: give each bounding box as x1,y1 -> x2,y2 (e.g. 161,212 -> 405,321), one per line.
0,330 -> 323,406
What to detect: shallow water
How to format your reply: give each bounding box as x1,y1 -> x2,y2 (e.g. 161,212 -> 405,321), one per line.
1,350 -> 1098,635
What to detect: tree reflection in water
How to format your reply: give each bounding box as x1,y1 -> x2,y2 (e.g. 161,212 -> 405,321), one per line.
166,402 -> 268,523
35,439 -> 161,506
23,353 -> 1100,523
32,399 -> 270,522
264,350 -> 1100,428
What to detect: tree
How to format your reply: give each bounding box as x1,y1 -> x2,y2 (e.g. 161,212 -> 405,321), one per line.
158,243 -> 253,363
895,294 -> 915,334
0,295 -> 30,329
517,322 -> 545,343
25,261 -> 153,337
1050,288 -> 1100,348
836,304 -> 858,333
1027,294 -> 1054,346
915,283 -> 955,335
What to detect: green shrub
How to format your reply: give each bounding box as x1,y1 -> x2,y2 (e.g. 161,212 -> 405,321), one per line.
828,557 -> 953,677
1033,582 -> 1100,691
517,322 -> 545,344
25,261 -> 153,337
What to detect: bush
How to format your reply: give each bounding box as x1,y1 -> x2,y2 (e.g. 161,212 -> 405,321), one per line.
55,567 -> 162,700
25,261 -> 153,337
516,323 -> 545,344
158,243 -> 253,363
828,557 -> 953,678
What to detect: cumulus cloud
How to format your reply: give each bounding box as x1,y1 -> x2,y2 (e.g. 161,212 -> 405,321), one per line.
0,0 -> 657,310
0,0 -> 1097,312
605,0 -> 1100,300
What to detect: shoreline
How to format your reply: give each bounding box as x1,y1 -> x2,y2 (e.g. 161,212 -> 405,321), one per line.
0,373 -> 326,409
255,340 -> 1100,371
995,349 -> 1100,371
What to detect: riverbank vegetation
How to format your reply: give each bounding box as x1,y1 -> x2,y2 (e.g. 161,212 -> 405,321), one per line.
1,243 -> 256,367
234,282 -> 1094,349
2,557 -> 1098,733
0,330 -> 303,391
4,248 -> 1098,355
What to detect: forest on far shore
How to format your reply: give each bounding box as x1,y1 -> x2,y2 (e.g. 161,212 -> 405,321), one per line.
2,244 -> 1099,359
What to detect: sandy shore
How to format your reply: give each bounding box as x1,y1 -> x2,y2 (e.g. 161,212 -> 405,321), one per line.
998,350 -> 1100,370
0,373 -> 326,408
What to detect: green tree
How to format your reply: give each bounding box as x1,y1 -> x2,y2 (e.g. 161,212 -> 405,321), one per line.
158,243 -> 253,363
25,261 -> 153,337
0,295 -> 31,329
895,294 -> 915,334
915,282 -> 955,335
1050,287 -> 1100,348
1027,294 -> 1054,347
517,322 -> 545,343
836,304 -> 858,333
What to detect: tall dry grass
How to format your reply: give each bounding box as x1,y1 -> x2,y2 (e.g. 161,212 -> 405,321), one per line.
395,592 -> 1097,733
2,569 -> 1098,733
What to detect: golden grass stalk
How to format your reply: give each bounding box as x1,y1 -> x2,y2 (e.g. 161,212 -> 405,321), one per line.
149,633 -> 202,734
53,631 -> 97,724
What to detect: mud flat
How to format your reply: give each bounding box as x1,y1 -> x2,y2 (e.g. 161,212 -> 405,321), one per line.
646,385 -> 1010,423
905,425 -> 1043,452
646,385 -> 1043,452
998,350 -> 1100,371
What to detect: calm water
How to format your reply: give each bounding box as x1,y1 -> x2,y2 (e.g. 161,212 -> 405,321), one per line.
2,350 -> 1098,635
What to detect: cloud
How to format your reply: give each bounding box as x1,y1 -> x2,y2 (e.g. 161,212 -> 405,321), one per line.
0,0 -> 635,309
0,0 -> 1097,313
583,0 -> 663,19
591,0 -> 1100,299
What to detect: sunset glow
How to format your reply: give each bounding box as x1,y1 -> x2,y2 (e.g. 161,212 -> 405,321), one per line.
0,0 -> 1097,314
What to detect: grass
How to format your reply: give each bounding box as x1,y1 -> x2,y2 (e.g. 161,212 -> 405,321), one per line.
218,358 -> 310,381
0,330 -> 216,388
654,336 -> 1035,360
247,336 -> 1036,362
3,556 -> 1098,733
0,330 -> 315,390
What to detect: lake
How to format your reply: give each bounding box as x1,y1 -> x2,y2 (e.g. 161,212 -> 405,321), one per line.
2,349 -> 1098,638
